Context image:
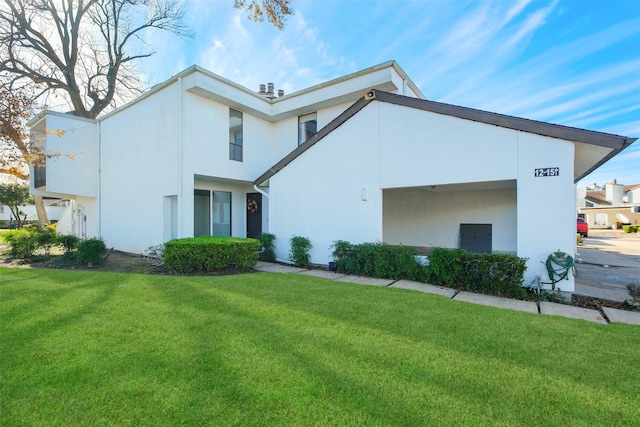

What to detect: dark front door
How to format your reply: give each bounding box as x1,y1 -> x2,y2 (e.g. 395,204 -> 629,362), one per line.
246,193 -> 262,238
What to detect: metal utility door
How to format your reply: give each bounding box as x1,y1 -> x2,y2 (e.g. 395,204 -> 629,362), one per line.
246,193 -> 262,238
459,224 -> 492,253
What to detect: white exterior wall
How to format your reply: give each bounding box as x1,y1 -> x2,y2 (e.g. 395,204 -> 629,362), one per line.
269,100 -> 577,292
98,81 -> 181,253
30,114 -> 99,199
57,197 -> 99,239
516,132 -> 576,291
383,188 -> 517,253
269,106 -> 384,264
376,103 -> 518,188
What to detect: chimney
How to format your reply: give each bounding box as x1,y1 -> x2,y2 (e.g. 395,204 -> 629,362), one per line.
266,82 -> 275,98
278,89 -> 284,97
258,84 -> 266,95
605,179 -> 624,206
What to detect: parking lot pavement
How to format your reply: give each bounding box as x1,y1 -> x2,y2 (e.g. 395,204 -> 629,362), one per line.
574,230 -> 640,302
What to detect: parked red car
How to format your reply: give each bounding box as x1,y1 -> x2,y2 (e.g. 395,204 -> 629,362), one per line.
577,218 -> 588,237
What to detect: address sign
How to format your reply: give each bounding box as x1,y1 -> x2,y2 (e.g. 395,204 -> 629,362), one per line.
534,167 -> 559,177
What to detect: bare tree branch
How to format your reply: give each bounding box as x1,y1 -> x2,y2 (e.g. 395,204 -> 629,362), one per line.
234,0 -> 293,30
1,0 -> 191,118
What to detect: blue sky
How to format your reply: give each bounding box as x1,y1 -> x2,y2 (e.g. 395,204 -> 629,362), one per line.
139,0 -> 639,188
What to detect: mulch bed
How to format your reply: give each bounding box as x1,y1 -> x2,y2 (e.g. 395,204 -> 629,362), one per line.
571,293 -> 636,312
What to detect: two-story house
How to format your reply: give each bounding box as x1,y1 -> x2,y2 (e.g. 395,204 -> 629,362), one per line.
577,180 -> 640,228
29,61 -> 636,292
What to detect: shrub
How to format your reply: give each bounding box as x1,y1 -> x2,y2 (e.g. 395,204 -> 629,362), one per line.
35,228 -> 57,254
257,233 -> 276,262
331,241 -> 426,281
429,248 -> 528,299
57,234 -> 80,254
163,236 -> 260,273
427,247 -> 467,285
3,229 -> 37,258
627,282 -> 640,300
331,240 -> 354,272
76,237 -> 108,266
289,236 -> 312,267
143,244 -> 165,261
626,282 -> 640,310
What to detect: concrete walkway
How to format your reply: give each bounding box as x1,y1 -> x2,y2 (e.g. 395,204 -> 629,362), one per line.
254,261 -> 640,326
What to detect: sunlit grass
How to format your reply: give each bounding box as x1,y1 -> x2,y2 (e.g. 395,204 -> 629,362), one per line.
1,267 -> 639,425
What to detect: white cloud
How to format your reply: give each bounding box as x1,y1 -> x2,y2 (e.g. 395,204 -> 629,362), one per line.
500,0 -> 557,52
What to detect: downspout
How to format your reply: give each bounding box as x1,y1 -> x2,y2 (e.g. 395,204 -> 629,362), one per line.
253,184 -> 270,233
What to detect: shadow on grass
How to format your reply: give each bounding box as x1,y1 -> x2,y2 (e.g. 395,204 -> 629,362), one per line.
2,268 -> 639,425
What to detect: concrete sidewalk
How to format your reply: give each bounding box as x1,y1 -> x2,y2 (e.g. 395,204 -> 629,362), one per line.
254,262 -> 640,326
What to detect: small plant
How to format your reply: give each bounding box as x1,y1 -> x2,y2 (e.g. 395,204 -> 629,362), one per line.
626,282 -> 640,310
289,236 -> 312,267
35,228 -> 57,254
144,244 -> 165,261
76,237 -> 108,266
3,229 -> 37,258
257,233 -> 276,262
57,234 -> 80,254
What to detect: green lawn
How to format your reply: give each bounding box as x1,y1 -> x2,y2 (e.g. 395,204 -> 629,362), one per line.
1,267 -> 639,426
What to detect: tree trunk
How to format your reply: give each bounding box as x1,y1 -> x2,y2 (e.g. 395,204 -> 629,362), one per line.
33,195 -> 50,226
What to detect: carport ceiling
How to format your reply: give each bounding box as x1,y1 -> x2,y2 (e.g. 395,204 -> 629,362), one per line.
414,180 -> 517,193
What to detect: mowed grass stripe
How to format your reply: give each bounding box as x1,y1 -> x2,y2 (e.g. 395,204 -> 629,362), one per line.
1,268 -> 639,425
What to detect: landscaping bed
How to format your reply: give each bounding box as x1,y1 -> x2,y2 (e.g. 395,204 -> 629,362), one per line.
2,240 -> 636,312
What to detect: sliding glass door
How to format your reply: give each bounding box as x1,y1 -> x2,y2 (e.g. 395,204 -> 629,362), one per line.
194,190 -> 231,237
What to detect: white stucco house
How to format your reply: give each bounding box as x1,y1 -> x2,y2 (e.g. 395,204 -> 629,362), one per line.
29,61 -> 635,292
577,180 -> 640,228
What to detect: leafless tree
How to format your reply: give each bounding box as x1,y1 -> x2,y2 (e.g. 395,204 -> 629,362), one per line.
0,0 -> 192,118
0,0 -> 293,224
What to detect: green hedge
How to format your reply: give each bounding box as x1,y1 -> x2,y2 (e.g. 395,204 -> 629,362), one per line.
622,225 -> 638,233
163,236 -> 260,273
428,248 -> 528,299
331,241 -> 425,281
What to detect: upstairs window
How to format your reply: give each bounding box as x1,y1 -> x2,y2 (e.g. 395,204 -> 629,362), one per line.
298,112 -> 317,145
229,108 -> 243,161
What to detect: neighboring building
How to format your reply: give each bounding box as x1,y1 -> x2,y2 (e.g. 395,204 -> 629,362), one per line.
0,200 -> 67,225
0,174 -> 66,226
29,61 -> 636,292
577,180 -> 640,229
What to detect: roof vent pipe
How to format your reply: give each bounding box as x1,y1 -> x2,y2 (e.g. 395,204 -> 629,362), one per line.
278,89 -> 284,97
259,84 -> 266,95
